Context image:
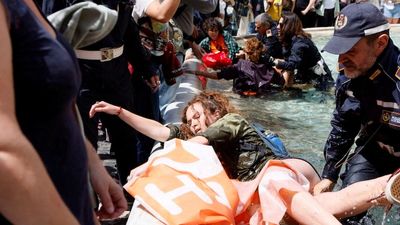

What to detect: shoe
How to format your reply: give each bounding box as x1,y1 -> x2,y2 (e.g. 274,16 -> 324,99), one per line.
385,168 -> 400,205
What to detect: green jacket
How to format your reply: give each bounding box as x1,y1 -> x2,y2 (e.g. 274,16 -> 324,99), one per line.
168,113 -> 276,181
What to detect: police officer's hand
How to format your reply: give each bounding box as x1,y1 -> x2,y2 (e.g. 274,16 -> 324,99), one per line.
312,178 -> 336,195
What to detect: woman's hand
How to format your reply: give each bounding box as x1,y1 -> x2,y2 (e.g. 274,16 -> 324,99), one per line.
85,140 -> 127,220
89,101 -> 120,118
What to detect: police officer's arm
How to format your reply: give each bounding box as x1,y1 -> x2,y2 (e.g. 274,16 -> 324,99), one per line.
274,39 -> 306,71
124,18 -> 157,81
315,76 -> 361,194
0,2 -> 79,224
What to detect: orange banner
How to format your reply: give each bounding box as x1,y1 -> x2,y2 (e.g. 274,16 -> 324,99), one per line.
124,139 -> 310,225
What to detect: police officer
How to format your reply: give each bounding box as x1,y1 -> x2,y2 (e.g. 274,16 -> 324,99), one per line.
272,12 -> 333,90
314,2 -> 400,224
254,13 -> 283,60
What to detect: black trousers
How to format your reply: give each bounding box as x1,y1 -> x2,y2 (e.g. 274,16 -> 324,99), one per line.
294,8 -> 317,28
77,55 -> 138,183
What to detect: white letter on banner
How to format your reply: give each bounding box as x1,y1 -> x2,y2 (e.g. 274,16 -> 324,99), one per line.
207,181 -> 231,209
152,141 -> 224,179
144,175 -> 213,215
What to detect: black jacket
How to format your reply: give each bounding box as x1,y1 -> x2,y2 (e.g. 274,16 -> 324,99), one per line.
322,39 -> 400,181
276,35 -> 333,90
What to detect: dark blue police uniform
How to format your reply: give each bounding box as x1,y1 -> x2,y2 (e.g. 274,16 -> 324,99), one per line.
322,39 -> 400,187
256,25 -> 283,59
276,36 -> 334,90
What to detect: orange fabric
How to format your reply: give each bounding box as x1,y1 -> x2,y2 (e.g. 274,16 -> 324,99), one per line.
125,139 -> 238,224
209,34 -> 228,54
124,139 -> 310,225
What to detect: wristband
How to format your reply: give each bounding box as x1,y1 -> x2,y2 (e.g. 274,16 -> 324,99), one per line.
116,106 -> 122,116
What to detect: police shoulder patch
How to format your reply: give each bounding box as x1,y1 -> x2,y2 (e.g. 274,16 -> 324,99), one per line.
381,110 -> 400,128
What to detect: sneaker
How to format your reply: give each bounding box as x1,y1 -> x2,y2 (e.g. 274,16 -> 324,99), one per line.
385,168 -> 400,205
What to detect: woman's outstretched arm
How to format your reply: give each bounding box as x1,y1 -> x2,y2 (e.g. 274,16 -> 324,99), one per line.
89,101 -> 170,142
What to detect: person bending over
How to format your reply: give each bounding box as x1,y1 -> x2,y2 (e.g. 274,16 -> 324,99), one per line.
193,38 -> 285,96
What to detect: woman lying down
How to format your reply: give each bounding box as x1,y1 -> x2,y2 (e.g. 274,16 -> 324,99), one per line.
90,91 -> 400,225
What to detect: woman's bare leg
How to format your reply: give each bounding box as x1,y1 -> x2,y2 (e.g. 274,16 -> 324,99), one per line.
280,188 -> 341,224
272,159 -> 341,224
281,159 -> 390,220
313,175 -> 389,219
282,70 -> 294,88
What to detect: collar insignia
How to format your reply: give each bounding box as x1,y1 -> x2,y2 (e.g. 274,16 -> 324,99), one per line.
369,69 -> 381,80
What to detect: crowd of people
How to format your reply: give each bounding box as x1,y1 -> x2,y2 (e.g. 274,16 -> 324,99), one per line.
228,0 -> 399,36
1,0 -> 400,224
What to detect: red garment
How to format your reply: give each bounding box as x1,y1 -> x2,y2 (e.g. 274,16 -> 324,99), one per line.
209,34 -> 229,54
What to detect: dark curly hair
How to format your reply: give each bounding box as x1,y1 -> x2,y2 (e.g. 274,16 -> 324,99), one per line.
202,17 -> 224,34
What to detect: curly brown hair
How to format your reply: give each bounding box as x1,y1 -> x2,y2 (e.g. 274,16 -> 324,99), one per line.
180,91 -> 236,138
244,37 -> 264,63
202,17 -> 224,34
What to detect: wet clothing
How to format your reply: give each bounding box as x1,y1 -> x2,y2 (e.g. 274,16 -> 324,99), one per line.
256,25 -> 283,59
200,31 -> 240,60
1,0 -> 94,224
217,59 -> 284,94
168,113 -> 277,181
276,35 -> 333,90
321,39 -> 400,185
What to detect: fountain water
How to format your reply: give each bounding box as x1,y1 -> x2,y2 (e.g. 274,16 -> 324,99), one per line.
208,25 -> 400,224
